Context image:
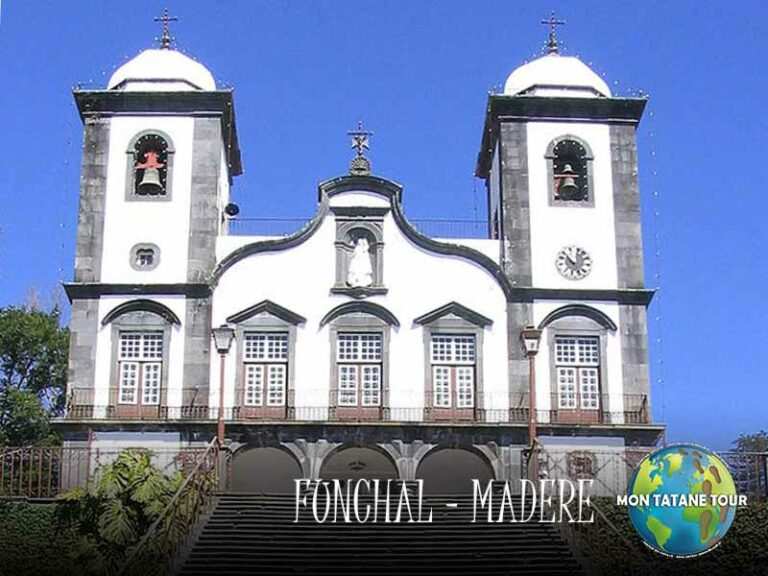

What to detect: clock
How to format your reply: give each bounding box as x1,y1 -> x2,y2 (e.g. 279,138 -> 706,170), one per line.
556,246 -> 592,280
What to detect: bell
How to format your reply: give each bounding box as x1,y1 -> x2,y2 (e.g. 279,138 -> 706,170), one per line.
557,164 -> 579,199
137,167 -> 163,195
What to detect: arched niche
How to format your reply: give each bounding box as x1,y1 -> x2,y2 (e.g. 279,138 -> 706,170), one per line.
320,446 -> 398,482
416,447 -> 494,494
230,446 -> 303,494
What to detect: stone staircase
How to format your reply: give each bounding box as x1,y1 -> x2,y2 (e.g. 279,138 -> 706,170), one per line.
178,489 -> 584,575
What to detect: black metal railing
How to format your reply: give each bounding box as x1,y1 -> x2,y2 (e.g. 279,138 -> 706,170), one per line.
509,393 -> 650,425
226,216 -> 490,239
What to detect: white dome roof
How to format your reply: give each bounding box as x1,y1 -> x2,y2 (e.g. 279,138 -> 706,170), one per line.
107,49 -> 216,91
503,53 -> 611,98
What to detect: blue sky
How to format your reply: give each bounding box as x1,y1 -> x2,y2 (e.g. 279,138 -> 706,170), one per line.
0,1 -> 765,449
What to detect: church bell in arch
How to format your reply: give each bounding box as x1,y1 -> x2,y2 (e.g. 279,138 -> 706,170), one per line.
555,163 -> 579,199
135,149 -> 165,195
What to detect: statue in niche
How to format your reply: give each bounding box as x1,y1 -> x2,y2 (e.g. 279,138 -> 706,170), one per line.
347,237 -> 373,288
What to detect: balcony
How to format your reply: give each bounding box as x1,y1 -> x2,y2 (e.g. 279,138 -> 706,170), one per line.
65,388 -> 650,426
509,393 -> 650,426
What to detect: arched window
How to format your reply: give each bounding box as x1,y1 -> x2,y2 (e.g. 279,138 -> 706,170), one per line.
546,136 -> 594,206
321,302 -> 398,422
538,305 -> 616,425
101,300 -> 180,419
126,131 -> 175,201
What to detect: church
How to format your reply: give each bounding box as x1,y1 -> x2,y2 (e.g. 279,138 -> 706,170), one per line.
61,15 -> 664,494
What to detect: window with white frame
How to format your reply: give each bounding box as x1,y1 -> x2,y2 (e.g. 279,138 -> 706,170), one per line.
118,331 -> 164,405
430,334 -> 476,409
554,335 -> 600,410
243,332 -> 288,406
336,333 -> 382,407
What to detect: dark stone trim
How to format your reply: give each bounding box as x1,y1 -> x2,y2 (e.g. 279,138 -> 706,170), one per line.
320,301 -> 400,328
54,420 -> 665,448
414,302 -> 493,328
101,299 -> 181,326
211,202 -> 329,285
214,173 -> 514,302
610,124 -> 645,289
64,283 -> 210,300
497,122 -> 532,285
476,95 -> 647,177
187,118 -> 222,282
330,286 -> 388,299
226,300 -> 306,326
73,89 -> 242,177
318,174 -> 403,203
509,287 -> 654,306
330,206 -> 391,217
74,118 -> 110,283
537,304 -> 618,331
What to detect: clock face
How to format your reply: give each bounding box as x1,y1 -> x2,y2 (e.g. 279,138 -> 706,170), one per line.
556,246 -> 592,280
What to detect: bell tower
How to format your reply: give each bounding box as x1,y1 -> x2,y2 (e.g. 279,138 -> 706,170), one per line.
66,16 -> 242,413
476,20 -> 655,437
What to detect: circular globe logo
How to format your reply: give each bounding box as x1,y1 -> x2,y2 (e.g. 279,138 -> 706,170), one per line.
627,444 -> 737,558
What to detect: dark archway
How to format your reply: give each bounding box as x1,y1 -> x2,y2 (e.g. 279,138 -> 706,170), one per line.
230,447 -> 303,493
416,448 -> 494,494
320,446 -> 398,482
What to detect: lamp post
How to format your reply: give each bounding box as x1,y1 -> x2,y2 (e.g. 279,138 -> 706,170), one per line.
520,325 -> 542,481
212,324 -> 235,445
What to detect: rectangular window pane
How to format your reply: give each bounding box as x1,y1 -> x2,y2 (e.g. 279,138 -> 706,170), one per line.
361,365 -> 381,406
456,367 -> 475,408
453,336 -> 476,363
337,334 -> 358,361
267,365 -> 286,406
359,334 -> 382,361
244,333 -> 288,361
338,366 -> 358,406
431,334 -> 475,364
337,333 -> 382,362
557,367 -> 577,409
430,336 -> 452,362
141,362 -> 162,405
119,362 -> 139,404
577,338 -> 600,366
579,368 -> 600,410
432,366 -> 451,408
555,337 -> 578,365
244,365 -> 264,406
141,333 -> 164,360
119,333 -> 142,360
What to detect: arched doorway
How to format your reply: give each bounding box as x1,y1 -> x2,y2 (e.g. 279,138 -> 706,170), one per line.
320,446 -> 398,482
230,446 -> 303,493
416,448 -> 494,494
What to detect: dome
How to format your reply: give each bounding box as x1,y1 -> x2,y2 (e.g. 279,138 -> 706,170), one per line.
503,53 -> 611,98
107,48 -> 216,92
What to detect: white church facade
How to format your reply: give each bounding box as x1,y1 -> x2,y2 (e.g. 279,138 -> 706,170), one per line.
61,27 -> 663,492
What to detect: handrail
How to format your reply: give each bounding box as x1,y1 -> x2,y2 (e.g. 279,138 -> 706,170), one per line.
118,437 -> 219,575
537,446 -> 654,572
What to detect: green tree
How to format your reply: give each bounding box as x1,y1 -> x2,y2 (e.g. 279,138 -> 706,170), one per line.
0,388 -> 55,446
733,430 -> 768,452
0,305 -> 69,445
56,450 -> 183,576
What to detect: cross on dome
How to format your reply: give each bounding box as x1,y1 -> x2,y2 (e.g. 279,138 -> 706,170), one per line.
540,11 -> 566,54
154,8 -> 179,49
